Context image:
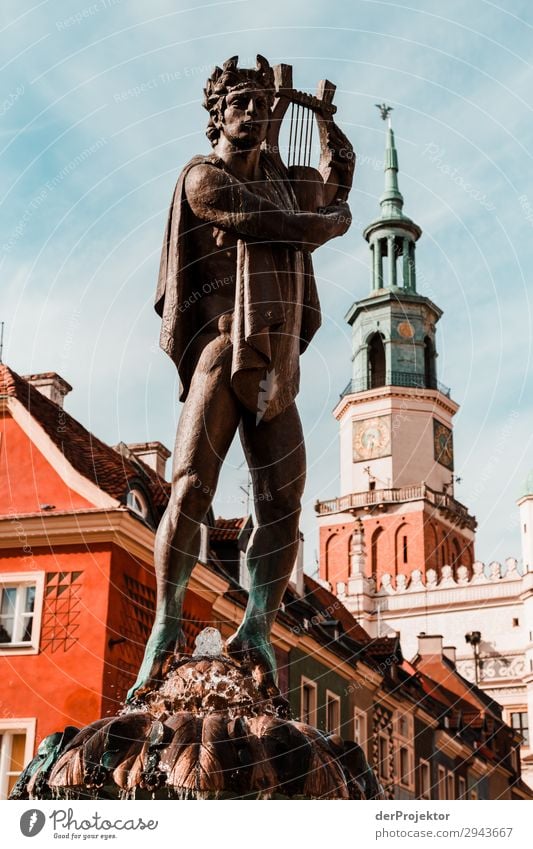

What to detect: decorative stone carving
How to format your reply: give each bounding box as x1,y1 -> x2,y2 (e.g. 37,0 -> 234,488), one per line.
350,519 -> 366,577
489,561 -> 502,581
409,569 -> 424,590
504,558 -> 519,579
456,565 -> 469,585
425,568 -> 437,588
440,565 -> 456,586
472,561 -> 486,583
381,574 -> 394,594
396,574 -> 408,592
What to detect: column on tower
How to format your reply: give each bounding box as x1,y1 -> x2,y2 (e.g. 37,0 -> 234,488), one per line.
387,235 -> 397,288
373,238 -> 384,290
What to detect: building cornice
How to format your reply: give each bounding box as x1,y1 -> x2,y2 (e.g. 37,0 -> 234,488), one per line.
435,729 -> 471,759
0,507 -> 155,561
333,384 -> 459,420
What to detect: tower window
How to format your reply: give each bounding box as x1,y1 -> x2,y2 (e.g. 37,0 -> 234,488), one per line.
512,618 -> 519,627
368,333 -> 386,389
369,480 -> 376,491
402,535 -> 408,564
424,336 -> 436,389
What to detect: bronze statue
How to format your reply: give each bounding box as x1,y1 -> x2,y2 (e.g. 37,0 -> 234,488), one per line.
127,55 -> 354,700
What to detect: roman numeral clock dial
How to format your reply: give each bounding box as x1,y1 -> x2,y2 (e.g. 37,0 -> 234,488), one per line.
353,416 -> 391,461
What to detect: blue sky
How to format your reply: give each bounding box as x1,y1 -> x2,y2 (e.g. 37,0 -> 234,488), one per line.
1,0 -> 532,570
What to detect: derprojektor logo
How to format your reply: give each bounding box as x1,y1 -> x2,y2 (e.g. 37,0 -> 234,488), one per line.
19,809 -> 46,837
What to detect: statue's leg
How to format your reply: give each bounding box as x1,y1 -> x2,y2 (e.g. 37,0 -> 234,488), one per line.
227,402 -> 306,687
127,333 -> 240,700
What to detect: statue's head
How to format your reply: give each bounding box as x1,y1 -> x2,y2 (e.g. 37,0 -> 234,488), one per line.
203,55 -> 275,148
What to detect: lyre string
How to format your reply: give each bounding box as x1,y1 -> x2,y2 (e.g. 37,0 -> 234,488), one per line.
287,102 -> 295,167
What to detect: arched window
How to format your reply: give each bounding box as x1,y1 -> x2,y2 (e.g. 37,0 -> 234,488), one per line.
451,538 -> 461,571
429,523 -> 439,572
371,526 -> 384,584
424,336 -> 436,389
394,522 -> 408,572
368,333 -> 386,389
126,488 -> 148,519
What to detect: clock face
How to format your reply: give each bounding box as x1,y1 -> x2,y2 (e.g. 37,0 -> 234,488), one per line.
433,419 -> 454,470
353,416 -> 391,461
397,320 -> 415,339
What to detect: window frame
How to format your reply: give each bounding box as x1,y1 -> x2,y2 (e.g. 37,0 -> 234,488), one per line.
353,707 -> 368,756
394,711 -> 415,790
0,572 -> 45,656
0,718 -> 36,800
509,709 -> 530,748
418,758 -> 431,799
378,733 -> 390,781
300,677 -> 318,727
325,689 -> 341,736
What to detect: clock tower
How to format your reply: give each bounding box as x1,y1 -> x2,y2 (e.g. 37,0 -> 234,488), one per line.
316,114 -> 476,610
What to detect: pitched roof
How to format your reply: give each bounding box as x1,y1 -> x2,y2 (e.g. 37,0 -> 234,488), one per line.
0,364 -> 170,513
210,516 -> 248,541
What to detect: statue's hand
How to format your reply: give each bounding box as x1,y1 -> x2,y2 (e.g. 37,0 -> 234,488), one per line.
321,200 -> 352,237
319,120 -> 356,188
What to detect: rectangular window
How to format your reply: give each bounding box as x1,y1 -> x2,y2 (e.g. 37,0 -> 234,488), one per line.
0,574 -> 44,654
300,678 -> 317,727
510,711 -> 529,747
438,765 -> 447,799
353,708 -> 367,755
378,734 -> 389,780
0,720 -> 35,800
399,746 -> 411,786
446,771 -> 455,800
418,760 -> 431,799
325,691 -> 341,735
458,775 -> 466,799
402,535 -> 408,564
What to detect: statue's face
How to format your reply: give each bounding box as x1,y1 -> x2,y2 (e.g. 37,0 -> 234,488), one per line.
217,87 -> 270,149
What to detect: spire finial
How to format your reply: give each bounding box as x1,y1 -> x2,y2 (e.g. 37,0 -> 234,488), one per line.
376,105 -> 404,218
375,103 -> 393,125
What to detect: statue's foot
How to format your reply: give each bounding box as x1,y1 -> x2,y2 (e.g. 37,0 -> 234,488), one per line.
226,628 -> 278,695
126,624 -> 185,703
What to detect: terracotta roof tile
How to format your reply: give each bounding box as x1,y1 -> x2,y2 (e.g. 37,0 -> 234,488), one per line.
210,516 -> 248,541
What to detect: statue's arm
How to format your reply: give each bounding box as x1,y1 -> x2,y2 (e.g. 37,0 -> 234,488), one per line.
316,118 -> 355,206
184,163 -> 350,250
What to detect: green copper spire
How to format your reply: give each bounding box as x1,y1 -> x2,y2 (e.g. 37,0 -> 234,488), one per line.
380,123 -> 405,219
363,106 -> 422,294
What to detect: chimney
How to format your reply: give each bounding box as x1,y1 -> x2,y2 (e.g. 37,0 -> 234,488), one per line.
443,645 -> 457,665
23,372 -> 72,408
417,634 -> 443,656
126,441 -> 171,479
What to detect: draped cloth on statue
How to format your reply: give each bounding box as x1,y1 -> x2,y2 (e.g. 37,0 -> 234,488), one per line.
154,152 -> 321,421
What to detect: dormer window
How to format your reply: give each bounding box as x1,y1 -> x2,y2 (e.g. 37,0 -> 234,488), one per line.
126,488 -> 148,519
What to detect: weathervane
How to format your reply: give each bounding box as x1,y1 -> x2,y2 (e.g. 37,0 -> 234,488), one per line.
375,102 -> 393,122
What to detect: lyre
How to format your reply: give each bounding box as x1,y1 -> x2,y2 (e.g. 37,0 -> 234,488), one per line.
264,64 -> 351,212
